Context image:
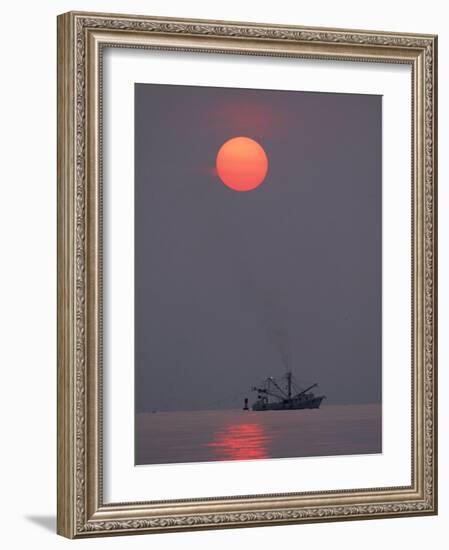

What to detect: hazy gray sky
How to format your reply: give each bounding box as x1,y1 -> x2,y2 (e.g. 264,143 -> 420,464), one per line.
135,83 -> 382,412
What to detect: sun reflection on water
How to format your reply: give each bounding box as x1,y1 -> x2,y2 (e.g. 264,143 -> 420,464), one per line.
205,422 -> 272,461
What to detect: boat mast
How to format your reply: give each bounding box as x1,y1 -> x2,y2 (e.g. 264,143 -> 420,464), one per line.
286,371 -> 292,399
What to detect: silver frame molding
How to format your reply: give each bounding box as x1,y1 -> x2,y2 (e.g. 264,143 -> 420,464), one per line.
57,11 -> 438,538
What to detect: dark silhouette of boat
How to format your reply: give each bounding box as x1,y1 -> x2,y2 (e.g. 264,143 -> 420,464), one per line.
244,371 -> 325,411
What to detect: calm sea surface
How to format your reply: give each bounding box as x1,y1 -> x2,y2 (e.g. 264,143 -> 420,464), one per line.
135,404 -> 381,465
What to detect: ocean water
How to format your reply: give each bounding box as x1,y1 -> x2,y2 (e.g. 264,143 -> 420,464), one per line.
135,403 -> 381,465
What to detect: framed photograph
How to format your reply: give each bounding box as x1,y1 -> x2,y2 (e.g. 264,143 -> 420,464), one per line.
57,11 -> 438,538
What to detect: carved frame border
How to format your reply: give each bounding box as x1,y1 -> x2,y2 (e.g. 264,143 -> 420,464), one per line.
57,11 -> 437,538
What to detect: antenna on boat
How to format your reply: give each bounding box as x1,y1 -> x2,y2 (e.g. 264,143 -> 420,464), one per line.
273,328 -> 290,372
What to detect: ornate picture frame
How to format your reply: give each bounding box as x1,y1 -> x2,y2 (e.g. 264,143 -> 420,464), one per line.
57,11 -> 437,538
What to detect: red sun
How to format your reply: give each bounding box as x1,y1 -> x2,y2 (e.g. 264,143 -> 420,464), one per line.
216,136 -> 268,192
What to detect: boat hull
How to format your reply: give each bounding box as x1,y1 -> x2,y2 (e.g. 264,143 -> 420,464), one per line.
252,396 -> 325,411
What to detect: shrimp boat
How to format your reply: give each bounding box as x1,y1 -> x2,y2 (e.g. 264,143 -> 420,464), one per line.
244,370 -> 325,411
